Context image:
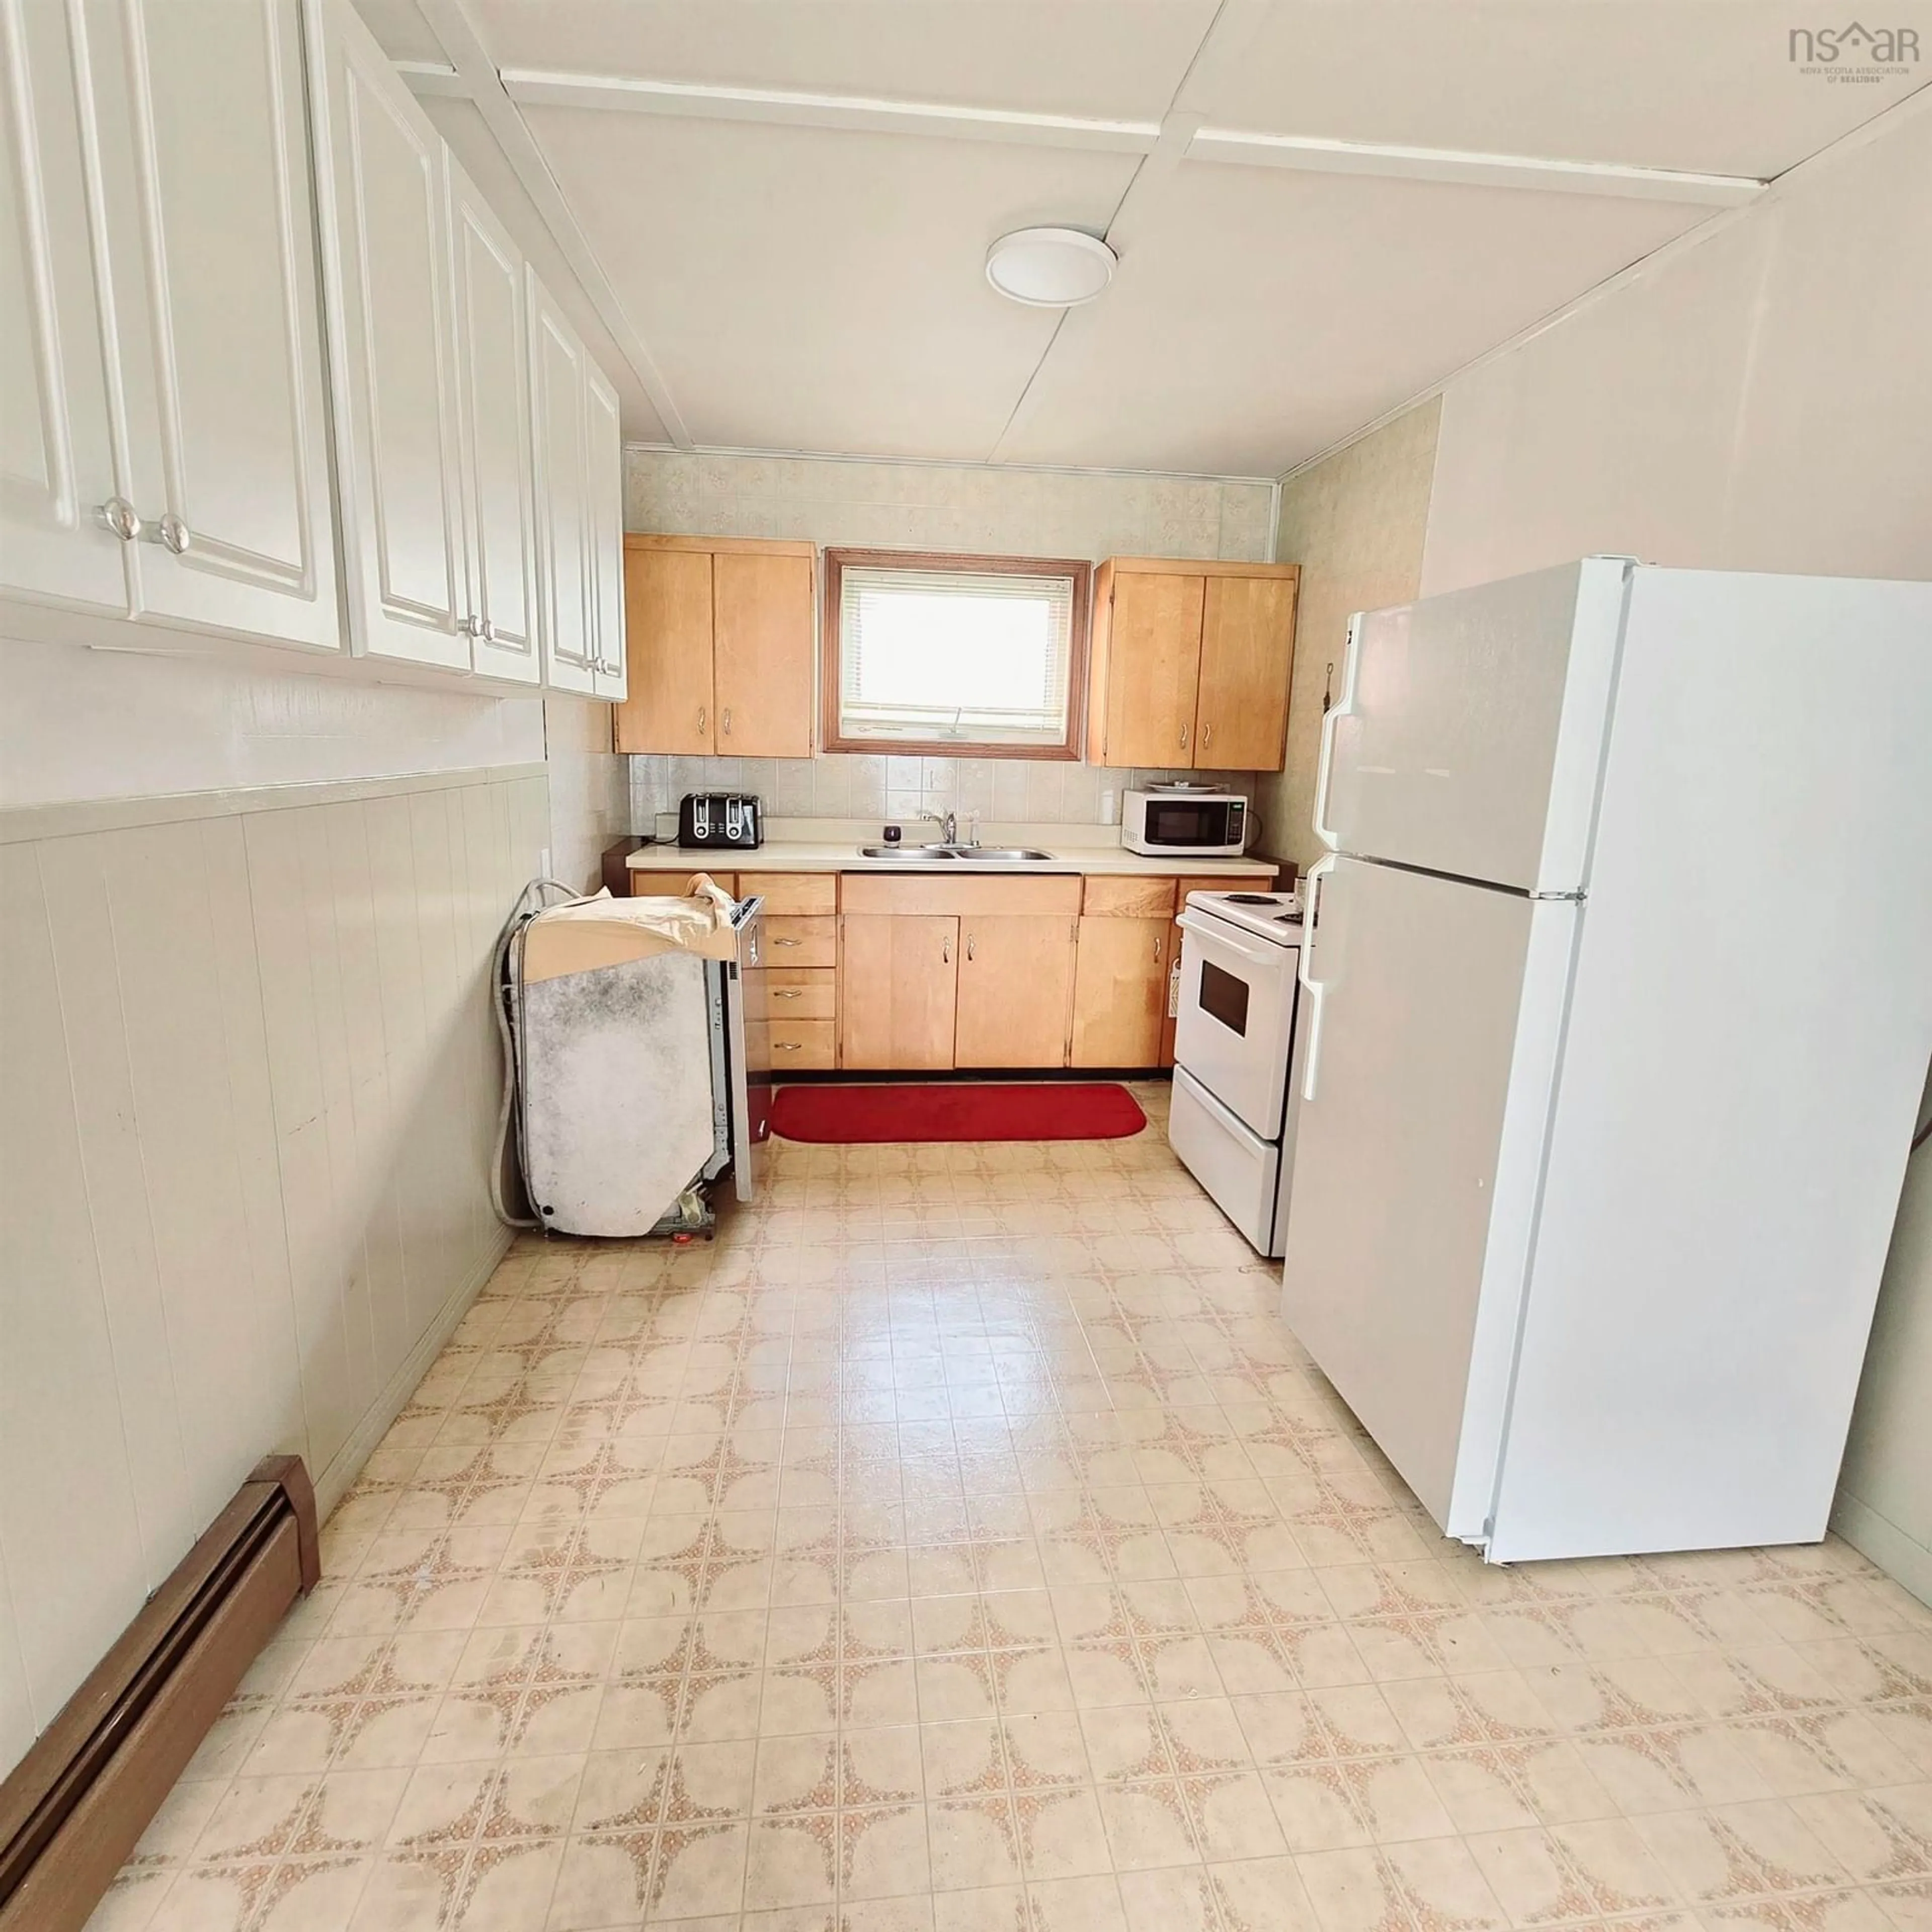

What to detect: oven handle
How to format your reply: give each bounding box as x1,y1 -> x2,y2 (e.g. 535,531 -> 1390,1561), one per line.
1175,911 -> 1284,967
1297,855 -> 1336,1101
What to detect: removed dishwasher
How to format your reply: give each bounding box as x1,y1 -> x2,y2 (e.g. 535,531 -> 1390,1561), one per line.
493,874 -> 767,1236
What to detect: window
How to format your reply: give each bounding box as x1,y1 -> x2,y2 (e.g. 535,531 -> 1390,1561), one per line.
821,548 -> 1093,759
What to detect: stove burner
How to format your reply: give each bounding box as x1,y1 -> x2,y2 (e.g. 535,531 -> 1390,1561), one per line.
1224,893 -> 1280,905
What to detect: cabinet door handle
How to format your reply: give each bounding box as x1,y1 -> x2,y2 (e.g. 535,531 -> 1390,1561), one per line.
721,708 -> 731,736
965,933 -> 975,962
772,988 -> 803,999
942,937 -> 950,963
1201,721 -> 1212,751
697,706 -> 707,735
1153,934 -> 1163,961
1178,723 -> 1189,750
94,498 -> 142,542
142,513 -> 191,555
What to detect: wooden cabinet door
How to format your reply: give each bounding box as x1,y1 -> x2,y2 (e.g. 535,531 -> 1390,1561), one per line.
713,551 -> 814,758
585,364 -> 626,699
107,0 -> 341,650
955,916 -> 1075,1069
615,547 -> 713,752
528,275 -> 595,693
1071,916 -> 1170,1067
448,155 -> 538,683
840,914 -> 957,1070
310,0 -> 464,666
0,0 -> 131,613
1195,574 -> 1296,770
1099,570 -> 1205,767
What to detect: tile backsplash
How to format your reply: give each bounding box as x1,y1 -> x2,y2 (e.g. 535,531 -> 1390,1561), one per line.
622,447 -> 1276,834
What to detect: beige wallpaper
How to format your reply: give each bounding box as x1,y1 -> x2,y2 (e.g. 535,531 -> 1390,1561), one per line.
623,449 -> 1274,829
1258,399 -> 1440,873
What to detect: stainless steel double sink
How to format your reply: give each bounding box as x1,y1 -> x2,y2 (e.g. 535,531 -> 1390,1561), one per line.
856,843 -> 1057,863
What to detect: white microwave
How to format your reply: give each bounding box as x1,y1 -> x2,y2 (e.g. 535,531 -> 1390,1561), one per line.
1122,788 -> 1250,856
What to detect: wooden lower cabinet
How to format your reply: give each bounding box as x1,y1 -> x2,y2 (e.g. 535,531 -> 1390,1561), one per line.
1071,916 -> 1170,1066
955,916 -> 1077,1069
839,915 -> 957,1070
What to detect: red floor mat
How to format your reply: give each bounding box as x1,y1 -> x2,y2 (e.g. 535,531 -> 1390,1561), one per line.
768,1081 -> 1146,1144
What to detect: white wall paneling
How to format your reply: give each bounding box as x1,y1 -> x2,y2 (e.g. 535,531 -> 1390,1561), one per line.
0,764 -> 547,1774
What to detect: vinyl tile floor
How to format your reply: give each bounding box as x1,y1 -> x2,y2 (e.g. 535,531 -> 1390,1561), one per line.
92,1084 -> 1932,1932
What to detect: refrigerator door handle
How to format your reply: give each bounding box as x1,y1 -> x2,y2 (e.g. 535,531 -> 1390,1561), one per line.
1312,613 -> 1363,851
1298,854 -> 1336,1101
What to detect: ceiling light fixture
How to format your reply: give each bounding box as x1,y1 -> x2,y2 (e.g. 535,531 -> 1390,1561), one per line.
985,226 -> 1116,307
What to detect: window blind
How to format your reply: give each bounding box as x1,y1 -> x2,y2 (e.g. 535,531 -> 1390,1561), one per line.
838,564 -> 1076,745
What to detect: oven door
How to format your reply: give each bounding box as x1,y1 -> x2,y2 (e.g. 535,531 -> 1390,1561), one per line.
1173,909 -> 1298,1140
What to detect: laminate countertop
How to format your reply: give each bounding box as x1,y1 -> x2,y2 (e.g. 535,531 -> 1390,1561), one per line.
623,841 -> 1277,881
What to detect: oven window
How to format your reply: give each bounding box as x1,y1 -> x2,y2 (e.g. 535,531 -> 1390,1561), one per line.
1198,959 -> 1249,1035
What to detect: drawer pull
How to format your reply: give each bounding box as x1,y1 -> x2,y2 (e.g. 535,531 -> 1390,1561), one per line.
772,989 -> 803,999
772,937 -> 803,947
773,1040 -> 803,1052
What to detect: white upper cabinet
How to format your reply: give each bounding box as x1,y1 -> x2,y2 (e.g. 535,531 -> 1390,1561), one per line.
307,0 -> 466,671
528,272 -> 595,696
1,0 -> 338,648
448,158 -> 539,684
586,362 -> 626,701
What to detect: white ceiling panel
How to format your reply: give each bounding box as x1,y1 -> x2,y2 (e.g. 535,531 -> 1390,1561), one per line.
351,0 -> 447,65
468,0 -> 1218,122
1198,2 -> 1932,179
522,108 -> 1140,456
1003,161 -> 1707,475
421,98 -> 669,441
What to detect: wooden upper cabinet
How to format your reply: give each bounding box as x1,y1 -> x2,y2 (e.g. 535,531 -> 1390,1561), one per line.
1087,558 -> 1299,771
1092,567 -> 1205,767
714,551 -> 815,758
618,547 -> 712,753
955,916 -> 1077,1069
1195,573 -> 1297,770
614,535 -> 815,756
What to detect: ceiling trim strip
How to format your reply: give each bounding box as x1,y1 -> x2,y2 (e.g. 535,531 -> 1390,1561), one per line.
498,70 -> 1162,153
1188,128 -> 1765,206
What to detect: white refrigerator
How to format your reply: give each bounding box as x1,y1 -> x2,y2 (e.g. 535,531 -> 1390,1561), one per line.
1282,558 -> 1932,1563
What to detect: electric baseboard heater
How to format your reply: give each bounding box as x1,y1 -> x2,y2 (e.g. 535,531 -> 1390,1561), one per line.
0,1456 -> 320,1932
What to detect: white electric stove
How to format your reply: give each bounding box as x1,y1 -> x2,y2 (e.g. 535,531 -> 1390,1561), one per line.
1168,889 -> 1305,1256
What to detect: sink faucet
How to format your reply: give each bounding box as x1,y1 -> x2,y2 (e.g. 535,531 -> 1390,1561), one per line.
919,809 -> 959,844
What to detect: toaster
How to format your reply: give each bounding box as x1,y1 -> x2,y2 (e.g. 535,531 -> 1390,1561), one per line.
678,791 -> 763,850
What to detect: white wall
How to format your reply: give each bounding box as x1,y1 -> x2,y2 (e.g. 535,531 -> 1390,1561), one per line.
1270,94 -> 1932,1598
623,449 -> 1275,830
0,765 -> 547,1777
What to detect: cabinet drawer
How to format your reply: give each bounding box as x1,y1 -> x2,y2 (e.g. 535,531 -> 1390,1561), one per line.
760,969 -> 836,1019
738,871 -> 836,916
760,915 -> 837,967
1082,875 -> 1176,918
752,1018 -> 835,1070
840,873 -> 1080,918
632,869 -> 734,897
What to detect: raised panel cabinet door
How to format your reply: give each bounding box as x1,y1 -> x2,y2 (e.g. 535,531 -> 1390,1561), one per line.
95,0 -> 340,649
1195,574 -> 1297,770
0,0 -> 131,612
839,914 -> 957,1071
586,364 -> 625,700
712,550 -> 814,757
1101,571 -> 1205,767
448,156 -> 536,682
955,915 -> 1076,1069
613,547 -> 713,752
308,0 -> 463,666
1071,916 -> 1169,1067
528,274 -> 594,693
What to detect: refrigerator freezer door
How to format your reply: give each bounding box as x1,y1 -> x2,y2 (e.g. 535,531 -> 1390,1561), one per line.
1319,558 -> 1628,893
1280,856 -> 1579,1537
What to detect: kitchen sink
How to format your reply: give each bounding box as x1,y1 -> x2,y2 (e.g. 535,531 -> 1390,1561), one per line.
855,843 -> 1058,862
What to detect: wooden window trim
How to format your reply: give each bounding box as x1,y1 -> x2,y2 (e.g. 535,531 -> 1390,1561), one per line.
820,547 -> 1094,761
